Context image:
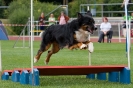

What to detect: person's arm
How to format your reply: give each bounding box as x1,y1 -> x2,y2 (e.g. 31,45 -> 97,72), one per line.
100,23 -> 104,32
65,15 -> 69,23
48,18 -> 50,21
58,16 -> 60,21
121,0 -> 125,7
107,23 -> 111,31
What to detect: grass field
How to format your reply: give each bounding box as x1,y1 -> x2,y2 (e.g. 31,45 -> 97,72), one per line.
0,40 -> 133,88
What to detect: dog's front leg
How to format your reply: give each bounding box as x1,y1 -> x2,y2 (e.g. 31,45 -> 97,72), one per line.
69,44 -> 80,50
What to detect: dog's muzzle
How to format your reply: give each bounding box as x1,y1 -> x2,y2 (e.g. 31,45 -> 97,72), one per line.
87,26 -> 94,34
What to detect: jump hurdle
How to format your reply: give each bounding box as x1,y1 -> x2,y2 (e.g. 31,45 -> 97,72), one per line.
1,65 -> 131,86
33,65 -> 126,75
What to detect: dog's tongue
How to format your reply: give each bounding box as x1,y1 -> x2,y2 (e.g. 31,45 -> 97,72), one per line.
88,28 -> 93,34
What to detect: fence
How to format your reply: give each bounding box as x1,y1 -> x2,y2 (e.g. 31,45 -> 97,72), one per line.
80,3 -> 133,17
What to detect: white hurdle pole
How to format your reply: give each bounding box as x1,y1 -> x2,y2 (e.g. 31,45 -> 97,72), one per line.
88,34 -> 91,66
124,0 -> 130,69
128,19 -> 131,50
118,23 -> 121,42
30,0 -> 34,74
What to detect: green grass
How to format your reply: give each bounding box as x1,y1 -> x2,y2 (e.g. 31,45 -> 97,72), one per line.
0,40 -> 133,88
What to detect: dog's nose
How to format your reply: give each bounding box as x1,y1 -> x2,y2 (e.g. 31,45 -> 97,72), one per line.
95,26 -> 97,30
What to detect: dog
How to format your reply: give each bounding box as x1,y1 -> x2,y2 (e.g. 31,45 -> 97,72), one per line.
34,12 -> 96,64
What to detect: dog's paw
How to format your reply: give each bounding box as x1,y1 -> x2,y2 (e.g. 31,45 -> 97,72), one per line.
80,44 -> 87,49
34,57 -> 38,63
39,31 -> 43,38
45,61 -> 48,65
88,42 -> 94,53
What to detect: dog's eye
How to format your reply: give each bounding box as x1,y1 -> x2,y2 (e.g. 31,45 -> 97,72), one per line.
82,24 -> 85,26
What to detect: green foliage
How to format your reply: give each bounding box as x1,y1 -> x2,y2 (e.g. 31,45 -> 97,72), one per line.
0,0 -> 8,18
8,0 -> 61,35
8,0 -> 30,35
69,0 -> 87,17
33,1 -> 62,20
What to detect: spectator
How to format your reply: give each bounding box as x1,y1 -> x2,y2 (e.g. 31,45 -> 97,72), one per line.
122,13 -> 133,29
38,12 -> 45,30
48,14 -> 56,25
131,12 -> 133,21
98,17 -> 113,43
58,11 -> 69,25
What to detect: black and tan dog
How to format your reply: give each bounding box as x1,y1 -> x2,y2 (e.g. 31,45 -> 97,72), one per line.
34,13 -> 96,64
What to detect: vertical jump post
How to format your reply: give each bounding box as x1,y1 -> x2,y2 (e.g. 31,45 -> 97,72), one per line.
124,0 -> 131,69
118,23 -> 121,42
88,34 -> 91,66
29,0 -> 39,86
30,0 -> 34,74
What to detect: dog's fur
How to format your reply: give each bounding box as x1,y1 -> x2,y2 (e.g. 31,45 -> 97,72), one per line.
34,13 -> 96,64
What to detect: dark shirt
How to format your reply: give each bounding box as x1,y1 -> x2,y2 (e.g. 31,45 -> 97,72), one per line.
38,17 -> 45,25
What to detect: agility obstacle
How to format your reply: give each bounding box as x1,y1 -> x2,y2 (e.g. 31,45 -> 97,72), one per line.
0,0 -> 131,87
1,65 -> 131,86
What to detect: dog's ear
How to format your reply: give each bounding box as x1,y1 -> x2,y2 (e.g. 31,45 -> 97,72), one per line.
86,10 -> 92,17
77,12 -> 83,19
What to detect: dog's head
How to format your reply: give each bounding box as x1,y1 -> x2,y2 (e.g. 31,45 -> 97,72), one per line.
77,12 -> 97,34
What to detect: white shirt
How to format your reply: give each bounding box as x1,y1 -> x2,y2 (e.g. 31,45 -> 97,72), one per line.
100,22 -> 111,31
124,0 -> 129,5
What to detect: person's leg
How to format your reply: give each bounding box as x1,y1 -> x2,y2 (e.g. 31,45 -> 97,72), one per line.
98,31 -> 104,43
107,31 -> 113,43
40,25 -> 44,30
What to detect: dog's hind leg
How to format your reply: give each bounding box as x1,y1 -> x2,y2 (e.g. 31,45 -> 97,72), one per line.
34,43 -> 51,63
45,42 -> 60,65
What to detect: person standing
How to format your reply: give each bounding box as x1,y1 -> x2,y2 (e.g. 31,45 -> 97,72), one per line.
48,14 -> 56,26
58,11 -> 69,25
98,17 -> 113,43
38,12 -> 45,30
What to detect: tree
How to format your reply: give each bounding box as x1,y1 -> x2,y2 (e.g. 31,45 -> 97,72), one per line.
69,0 -> 87,17
0,0 -> 8,18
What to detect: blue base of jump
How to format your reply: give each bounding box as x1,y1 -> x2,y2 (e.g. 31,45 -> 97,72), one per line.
1,69 -> 40,86
86,74 -> 95,79
86,67 -> 131,84
1,72 -> 9,80
108,72 -> 119,82
11,70 -> 20,82
97,73 -> 106,80
20,70 -> 29,84
120,67 -> 131,84
29,69 -> 39,86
